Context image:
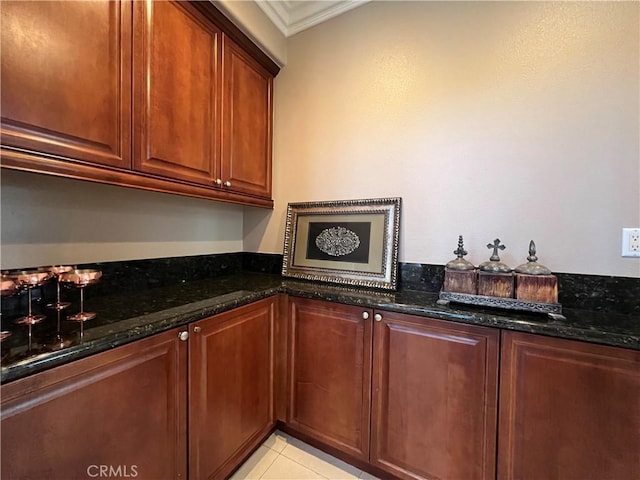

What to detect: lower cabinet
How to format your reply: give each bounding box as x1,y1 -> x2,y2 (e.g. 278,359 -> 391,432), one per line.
0,296 -> 277,480
189,297 -> 276,479
371,310 -> 499,480
286,297 -> 372,461
0,326 -> 188,479
286,298 -> 499,480
3,295 -> 638,480
498,331 -> 640,480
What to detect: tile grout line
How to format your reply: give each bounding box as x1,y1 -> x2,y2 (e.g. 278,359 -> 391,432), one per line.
278,445 -> 359,480
254,433 -> 366,480
278,452 -> 332,479
256,449 -> 279,480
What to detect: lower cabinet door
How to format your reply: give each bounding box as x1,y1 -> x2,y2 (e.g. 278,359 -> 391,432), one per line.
0,327 -> 188,479
287,297 -> 373,461
188,297 -> 277,479
498,331 -> 640,480
371,311 -> 499,480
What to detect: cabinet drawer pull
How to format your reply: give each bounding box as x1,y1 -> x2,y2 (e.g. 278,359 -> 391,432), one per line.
193,326 -> 201,333
362,312 -> 370,320
374,313 -> 383,322
223,180 -> 232,188
214,178 -> 222,186
178,331 -> 189,341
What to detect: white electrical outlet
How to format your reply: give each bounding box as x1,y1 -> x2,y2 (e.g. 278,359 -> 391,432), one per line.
622,228 -> 640,257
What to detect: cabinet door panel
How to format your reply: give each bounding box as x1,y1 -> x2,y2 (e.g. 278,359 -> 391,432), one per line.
221,36 -> 272,198
0,328 -> 187,479
189,298 -> 276,480
371,311 -> 499,480
134,0 -> 220,185
1,0 -> 131,169
287,298 -> 372,460
499,331 -> 640,480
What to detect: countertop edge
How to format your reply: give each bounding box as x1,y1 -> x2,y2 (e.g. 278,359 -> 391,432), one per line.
2,280 -> 639,384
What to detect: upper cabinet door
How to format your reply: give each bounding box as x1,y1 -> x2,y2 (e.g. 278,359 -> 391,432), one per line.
221,36 -> 273,199
0,0 -> 132,169
133,0 -> 221,186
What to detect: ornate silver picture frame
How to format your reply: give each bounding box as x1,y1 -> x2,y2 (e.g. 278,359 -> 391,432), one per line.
282,197 -> 401,290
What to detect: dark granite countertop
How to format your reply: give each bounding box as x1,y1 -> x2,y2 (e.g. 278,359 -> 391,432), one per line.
2,272 -> 639,384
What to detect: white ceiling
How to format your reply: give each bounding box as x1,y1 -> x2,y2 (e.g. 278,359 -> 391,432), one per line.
255,0 -> 369,37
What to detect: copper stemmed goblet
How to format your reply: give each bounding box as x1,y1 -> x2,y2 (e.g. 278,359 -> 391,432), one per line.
47,266 -> 75,350
10,269 -> 51,350
60,269 -> 102,340
47,266 -> 73,311
11,269 -> 51,326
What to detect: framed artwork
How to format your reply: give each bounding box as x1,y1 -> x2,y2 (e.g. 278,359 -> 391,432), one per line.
282,197 -> 401,290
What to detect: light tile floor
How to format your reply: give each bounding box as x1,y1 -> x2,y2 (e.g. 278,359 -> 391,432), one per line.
230,431 -> 381,480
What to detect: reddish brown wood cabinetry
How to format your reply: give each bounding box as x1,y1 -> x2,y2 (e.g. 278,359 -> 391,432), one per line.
0,0 -> 132,170
1,0 -> 278,207
0,297 -> 278,480
4,296 -> 637,480
287,297 -> 373,461
284,298 -> 500,479
221,36 -> 273,199
498,331 -> 640,480
133,0 -> 221,186
0,327 -> 187,479
189,297 -> 277,480
371,311 -> 499,480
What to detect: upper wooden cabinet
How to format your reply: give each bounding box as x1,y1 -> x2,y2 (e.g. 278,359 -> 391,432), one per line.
499,331 -> 640,480
221,36 -> 273,199
0,0 -> 132,169
1,0 -> 278,207
133,0 -> 221,186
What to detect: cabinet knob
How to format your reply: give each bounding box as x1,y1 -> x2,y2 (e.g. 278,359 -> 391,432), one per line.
178,331 -> 189,341
362,312 -> 370,320
193,326 -> 201,333
214,178 -> 222,186
374,313 -> 383,322
223,180 -> 232,188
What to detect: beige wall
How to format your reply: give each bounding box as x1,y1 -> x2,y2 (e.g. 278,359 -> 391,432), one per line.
1,170 -> 243,270
245,0 -> 640,277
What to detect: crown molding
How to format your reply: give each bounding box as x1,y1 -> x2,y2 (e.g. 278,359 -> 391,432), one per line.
255,0 -> 369,37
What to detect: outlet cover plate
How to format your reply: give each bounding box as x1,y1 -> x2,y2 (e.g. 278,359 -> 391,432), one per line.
622,228 -> 640,257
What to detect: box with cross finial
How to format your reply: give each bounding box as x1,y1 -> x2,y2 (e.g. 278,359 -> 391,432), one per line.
477,238 -> 514,298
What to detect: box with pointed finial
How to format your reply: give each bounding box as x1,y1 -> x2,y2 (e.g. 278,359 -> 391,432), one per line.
443,235 -> 477,294
514,240 -> 558,303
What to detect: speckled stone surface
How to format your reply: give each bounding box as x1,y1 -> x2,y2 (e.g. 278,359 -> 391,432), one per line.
0,273 -> 283,384
1,254 -> 638,384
